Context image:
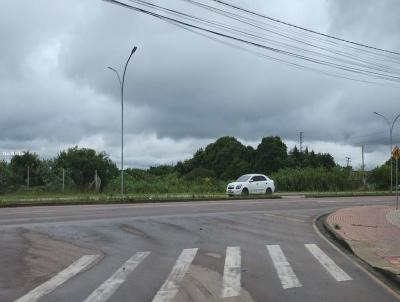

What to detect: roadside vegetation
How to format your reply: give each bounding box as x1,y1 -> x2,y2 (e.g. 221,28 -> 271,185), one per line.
0,136 -> 397,202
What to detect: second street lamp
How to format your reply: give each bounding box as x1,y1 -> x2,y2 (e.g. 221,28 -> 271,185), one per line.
108,46 -> 138,195
373,111 -> 400,193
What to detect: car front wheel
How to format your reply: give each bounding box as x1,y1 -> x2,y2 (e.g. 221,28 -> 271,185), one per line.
241,188 -> 249,196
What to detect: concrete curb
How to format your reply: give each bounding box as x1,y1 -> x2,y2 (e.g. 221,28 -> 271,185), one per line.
319,212 -> 400,291
319,213 -> 354,254
0,195 -> 282,208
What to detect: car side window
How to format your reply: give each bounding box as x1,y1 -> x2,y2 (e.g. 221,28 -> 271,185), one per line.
250,176 -> 257,182
258,176 -> 267,181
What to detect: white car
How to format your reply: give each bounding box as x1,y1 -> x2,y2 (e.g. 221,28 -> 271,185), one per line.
226,174 -> 275,196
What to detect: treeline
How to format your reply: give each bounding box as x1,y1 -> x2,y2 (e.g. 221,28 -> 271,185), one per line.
0,147 -> 118,193
0,136 -> 395,194
176,136 -> 335,180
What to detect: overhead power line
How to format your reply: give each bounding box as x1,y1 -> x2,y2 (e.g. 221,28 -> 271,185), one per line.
206,0 -> 400,56
102,0 -> 400,87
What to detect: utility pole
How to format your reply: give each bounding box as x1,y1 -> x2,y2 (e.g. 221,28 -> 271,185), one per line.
346,156 -> 351,179
300,132 -> 304,153
362,145 -> 366,186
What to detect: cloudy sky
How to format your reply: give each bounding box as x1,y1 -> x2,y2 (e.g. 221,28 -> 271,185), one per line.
1,0 -> 399,170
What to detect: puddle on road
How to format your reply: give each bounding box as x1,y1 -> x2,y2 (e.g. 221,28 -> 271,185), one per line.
120,223 -> 151,238
21,229 -> 101,288
176,265 -> 255,302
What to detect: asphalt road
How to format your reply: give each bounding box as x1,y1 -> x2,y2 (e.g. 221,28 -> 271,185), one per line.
0,196 -> 398,302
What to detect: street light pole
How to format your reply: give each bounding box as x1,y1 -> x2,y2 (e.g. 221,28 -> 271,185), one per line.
107,46 -> 138,195
373,112 -> 400,193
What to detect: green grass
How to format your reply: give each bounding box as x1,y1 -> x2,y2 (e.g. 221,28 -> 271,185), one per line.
0,190 -> 394,207
0,191 -> 281,207
303,191 -> 393,198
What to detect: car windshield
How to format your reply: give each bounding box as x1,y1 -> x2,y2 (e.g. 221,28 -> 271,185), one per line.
236,175 -> 251,182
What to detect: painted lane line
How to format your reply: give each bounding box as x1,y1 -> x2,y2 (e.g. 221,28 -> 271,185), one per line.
15,254 -> 100,302
266,245 -> 302,289
152,248 -> 198,302
305,244 -> 352,281
221,246 -> 241,297
83,251 -> 150,302
263,213 -> 305,223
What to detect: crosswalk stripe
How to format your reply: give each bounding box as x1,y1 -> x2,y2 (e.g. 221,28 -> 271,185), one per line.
305,244 -> 352,281
83,251 -> 150,302
221,246 -> 241,297
152,248 -> 198,302
14,254 -> 100,302
266,245 -> 302,289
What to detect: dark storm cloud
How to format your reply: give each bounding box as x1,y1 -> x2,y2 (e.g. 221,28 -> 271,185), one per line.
0,0 -> 399,167
328,0 -> 400,42
61,0 -> 338,140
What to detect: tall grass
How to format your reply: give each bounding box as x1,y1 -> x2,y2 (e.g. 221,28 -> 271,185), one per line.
104,172 -> 226,194
271,167 -> 362,192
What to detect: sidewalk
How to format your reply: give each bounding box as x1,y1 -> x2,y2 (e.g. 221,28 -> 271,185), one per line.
326,205 -> 400,275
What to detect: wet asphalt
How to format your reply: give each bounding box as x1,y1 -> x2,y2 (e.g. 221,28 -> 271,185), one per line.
0,196 -> 398,302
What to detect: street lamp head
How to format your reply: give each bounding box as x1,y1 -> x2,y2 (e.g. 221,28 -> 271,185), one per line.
373,112 -> 379,115
131,46 -> 138,54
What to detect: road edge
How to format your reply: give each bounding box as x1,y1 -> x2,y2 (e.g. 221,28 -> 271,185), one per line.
313,213 -> 400,301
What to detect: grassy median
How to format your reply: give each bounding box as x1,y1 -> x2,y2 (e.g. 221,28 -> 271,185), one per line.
0,190 -> 395,207
0,192 -> 283,207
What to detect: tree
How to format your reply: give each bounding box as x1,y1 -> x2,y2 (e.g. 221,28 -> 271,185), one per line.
10,151 -> 44,187
175,135 -> 336,180
369,164 -> 391,189
39,159 -> 75,191
55,146 -> 118,191
0,160 -> 12,193
316,153 -> 335,169
183,167 -> 216,181
204,137 -> 253,178
287,146 -> 335,169
253,136 -> 287,174
176,137 -> 254,179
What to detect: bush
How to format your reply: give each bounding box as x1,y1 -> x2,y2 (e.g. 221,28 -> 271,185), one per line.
271,166 -> 359,192
10,151 -> 44,187
368,164 -> 390,190
105,171 -> 226,194
183,167 -> 216,181
55,146 -> 118,191
0,160 -> 12,193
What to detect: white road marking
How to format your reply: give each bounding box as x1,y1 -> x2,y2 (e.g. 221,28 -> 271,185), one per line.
221,246 -> 241,297
83,251 -> 150,302
266,245 -> 302,289
305,244 -> 352,281
14,254 -> 100,302
152,248 -> 198,302
263,213 -> 306,223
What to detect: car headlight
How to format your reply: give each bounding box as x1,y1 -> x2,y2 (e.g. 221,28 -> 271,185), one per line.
236,184 -> 242,189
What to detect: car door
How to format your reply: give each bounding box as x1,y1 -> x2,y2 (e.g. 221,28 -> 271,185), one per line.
258,175 -> 268,193
248,176 -> 258,194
